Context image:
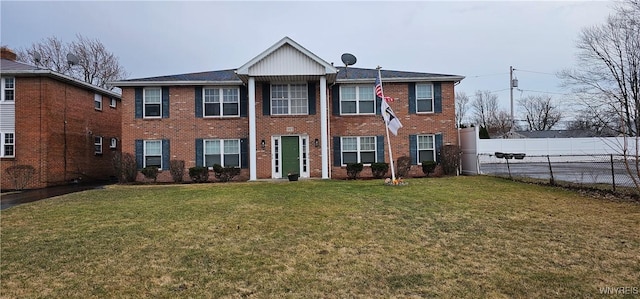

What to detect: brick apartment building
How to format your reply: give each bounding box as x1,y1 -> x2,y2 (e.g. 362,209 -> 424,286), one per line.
113,37 -> 464,181
0,47 -> 122,190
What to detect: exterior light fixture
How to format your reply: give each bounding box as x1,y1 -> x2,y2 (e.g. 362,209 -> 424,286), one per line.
314,138 -> 319,148
261,139 -> 266,149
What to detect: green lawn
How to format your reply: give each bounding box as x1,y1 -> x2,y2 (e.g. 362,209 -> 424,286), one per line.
1,176 -> 639,298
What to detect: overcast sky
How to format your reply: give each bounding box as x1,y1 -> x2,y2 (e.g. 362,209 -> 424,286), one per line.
1,0 -> 614,117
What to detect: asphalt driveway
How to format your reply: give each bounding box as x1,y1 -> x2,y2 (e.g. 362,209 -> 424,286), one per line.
1,184 -> 105,210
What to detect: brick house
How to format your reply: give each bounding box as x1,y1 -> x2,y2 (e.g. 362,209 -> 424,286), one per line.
0,47 -> 122,190
113,37 -> 463,181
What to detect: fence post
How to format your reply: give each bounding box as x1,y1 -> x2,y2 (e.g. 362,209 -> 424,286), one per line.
547,155 -> 555,185
610,154 -> 616,192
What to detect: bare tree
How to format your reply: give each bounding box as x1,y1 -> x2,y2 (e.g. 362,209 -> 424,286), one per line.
455,91 -> 470,128
471,90 -> 499,129
16,34 -> 128,90
518,95 -> 562,131
493,110 -> 514,135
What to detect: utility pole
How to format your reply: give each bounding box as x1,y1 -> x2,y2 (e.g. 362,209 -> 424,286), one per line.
509,66 -> 517,131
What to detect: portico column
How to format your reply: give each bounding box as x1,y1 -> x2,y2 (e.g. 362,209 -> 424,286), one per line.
248,77 -> 257,181
320,76 -> 329,179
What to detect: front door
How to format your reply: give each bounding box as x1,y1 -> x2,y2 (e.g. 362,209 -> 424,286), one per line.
281,136 -> 300,176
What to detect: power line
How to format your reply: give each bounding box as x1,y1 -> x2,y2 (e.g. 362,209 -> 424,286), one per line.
514,69 -> 557,76
467,72 -> 508,78
517,88 -> 569,96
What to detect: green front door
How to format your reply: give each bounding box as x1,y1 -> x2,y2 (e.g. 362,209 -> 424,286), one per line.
281,136 -> 300,176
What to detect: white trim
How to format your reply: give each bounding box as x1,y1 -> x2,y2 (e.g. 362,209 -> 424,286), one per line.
340,136 -> 378,166
143,87 -> 162,119
248,77 -> 257,181
1,77 -> 15,102
94,93 -> 103,111
202,139 -> 241,168
271,135 -> 309,179
1,132 -> 15,157
6,70 -> 121,98
416,134 -> 436,164
415,83 -> 435,113
94,136 -> 103,154
270,83 -> 309,115
339,84 -> 376,115
110,98 -> 117,108
320,76 -> 329,179
110,137 -> 117,149
143,140 -> 163,169
202,86 -> 240,117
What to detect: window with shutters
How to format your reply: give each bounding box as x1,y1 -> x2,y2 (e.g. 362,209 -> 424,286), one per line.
144,140 -> 162,168
341,136 -> 377,165
416,84 -> 434,113
143,88 -> 162,118
271,83 -> 308,115
417,135 -> 435,163
203,139 -> 240,168
340,85 -> 375,115
203,87 -> 239,117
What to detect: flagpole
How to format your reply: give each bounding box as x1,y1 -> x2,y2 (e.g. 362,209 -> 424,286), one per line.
378,66 -> 396,181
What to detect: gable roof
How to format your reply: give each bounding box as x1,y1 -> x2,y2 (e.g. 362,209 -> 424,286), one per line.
336,67 -> 464,83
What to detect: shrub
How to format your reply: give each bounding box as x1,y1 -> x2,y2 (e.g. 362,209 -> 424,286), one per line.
189,166 -> 209,183
370,162 -> 389,179
421,160 -> 437,177
5,164 -> 35,190
212,164 -> 241,182
169,160 -> 185,183
346,163 -> 363,180
111,152 -> 137,183
396,156 -> 412,178
441,145 -> 461,175
141,166 -> 159,182
479,126 -> 490,139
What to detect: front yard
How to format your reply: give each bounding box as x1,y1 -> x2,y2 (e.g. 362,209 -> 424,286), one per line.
1,176 -> 638,298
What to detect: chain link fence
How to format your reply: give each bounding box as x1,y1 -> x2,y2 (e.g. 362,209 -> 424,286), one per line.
478,153 -> 640,195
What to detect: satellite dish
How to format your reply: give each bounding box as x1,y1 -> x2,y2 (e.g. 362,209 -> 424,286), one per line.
341,53 -> 357,66
33,52 -> 41,63
66,53 -> 79,66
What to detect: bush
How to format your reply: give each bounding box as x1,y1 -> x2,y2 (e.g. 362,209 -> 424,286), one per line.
189,166 -> 209,183
5,164 -> 35,190
169,160 -> 185,183
421,160 -> 437,177
370,162 -> 389,179
141,166 -> 159,182
112,152 -> 137,183
212,164 -> 241,182
346,163 -> 363,180
396,156 -> 412,178
441,145 -> 461,175
479,126 -> 490,139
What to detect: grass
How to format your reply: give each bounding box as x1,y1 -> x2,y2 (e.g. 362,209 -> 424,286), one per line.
1,176 -> 639,298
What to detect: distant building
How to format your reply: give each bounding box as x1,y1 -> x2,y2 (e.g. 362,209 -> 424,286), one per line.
1,47 -> 122,190
502,129 -> 610,139
112,37 -> 464,181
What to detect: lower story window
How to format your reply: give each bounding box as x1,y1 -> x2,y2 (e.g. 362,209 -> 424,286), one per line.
144,140 -> 162,168
94,136 -> 103,154
204,139 -> 240,168
2,132 -> 14,157
418,135 -> 435,163
341,136 -> 376,165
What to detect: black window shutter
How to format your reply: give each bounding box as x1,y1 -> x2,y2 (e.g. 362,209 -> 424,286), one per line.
434,82 -> 442,113
135,139 -> 143,169
195,87 -> 203,118
435,133 -> 443,163
240,138 -> 248,169
376,96 -> 382,115
134,88 -> 143,118
162,139 -> 170,170
162,87 -> 170,118
308,82 -> 316,115
331,85 -> 340,115
262,83 -> 270,115
409,134 -> 418,165
376,135 -> 384,162
195,138 -> 203,167
240,86 -> 248,117
333,136 -> 341,166
408,83 -> 416,114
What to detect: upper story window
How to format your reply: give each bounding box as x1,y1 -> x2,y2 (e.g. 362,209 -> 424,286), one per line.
144,88 -> 162,118
340,85 -> 375,115
2,132 -> 14,157
417,135 -> 435,163
110,98 -> 117,108
94,94 -> 102,110
204,87 -> 239,117
416,84 -> 434,113
144,140 -> 162,168
203,139 -> 240,168
94,136 -> 103,154
271,83 -> 307,115
1,77 -> 15,102
341,136 -> 377,165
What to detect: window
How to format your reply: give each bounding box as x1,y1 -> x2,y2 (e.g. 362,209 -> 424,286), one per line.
416,84 -> 434,113
271,83 -> 308,115
417,135 -> 435,163
144,140 -> 162,168
340,85 -> 375,114
203,87 -> 239,117
203,139 -> 240,168
94,136 -> 103,154
94,94 -> 102,110
110,138 -> 117,149
341,136 -> 377,165
110,98 -> 117,108
144,88 -> 162,118
2,132 -> 14,157
1,77 -> 15,102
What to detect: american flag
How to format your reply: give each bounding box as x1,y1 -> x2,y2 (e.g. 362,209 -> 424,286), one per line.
375,73 -> 394,102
